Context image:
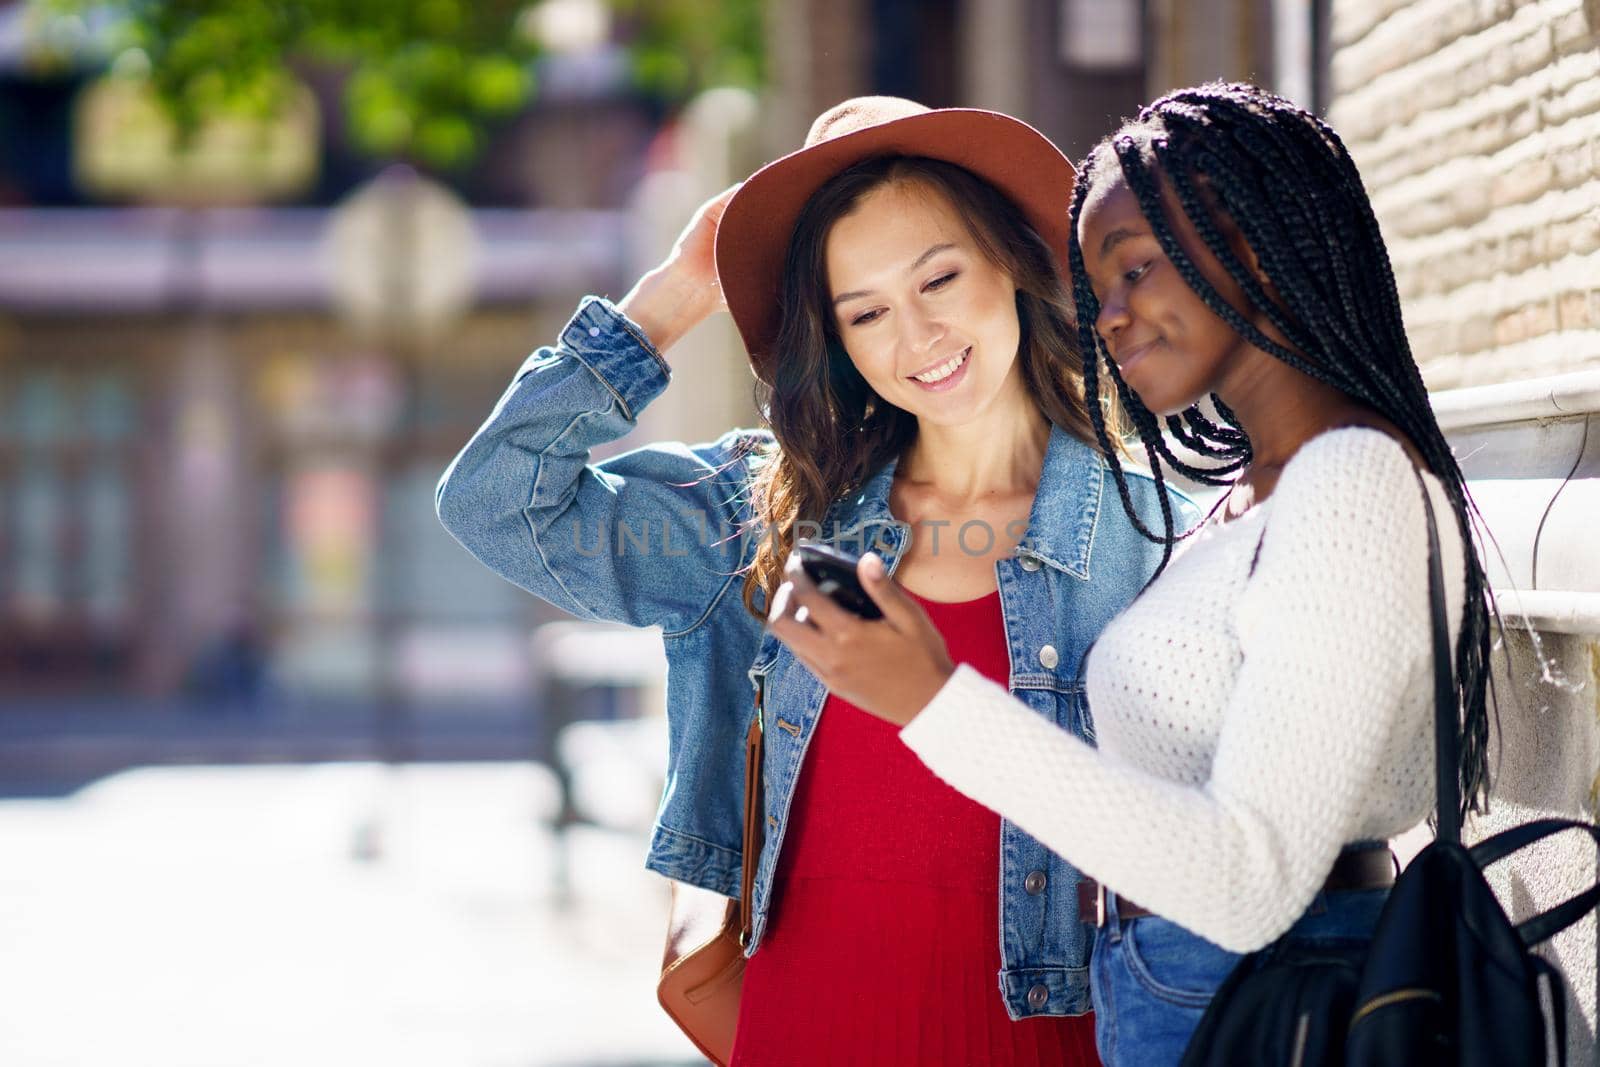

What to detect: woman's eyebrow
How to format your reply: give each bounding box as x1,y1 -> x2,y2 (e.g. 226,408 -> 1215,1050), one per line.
1098,227 -> 1147,258
832,242 -> 959,307
907,241 -> 958,273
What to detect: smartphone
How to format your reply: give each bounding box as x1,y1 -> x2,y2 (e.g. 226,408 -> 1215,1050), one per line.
795,541 -> 883,620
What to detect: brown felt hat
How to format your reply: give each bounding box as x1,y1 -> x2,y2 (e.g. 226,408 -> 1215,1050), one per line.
714,96 -> 1077,385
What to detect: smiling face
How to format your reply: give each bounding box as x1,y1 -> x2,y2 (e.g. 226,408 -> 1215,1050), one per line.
1076,169 -> 1258,417
824,180 -> 1028,427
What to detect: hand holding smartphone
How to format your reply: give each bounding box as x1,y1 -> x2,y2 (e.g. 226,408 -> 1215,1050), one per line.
794,541 -> 884,620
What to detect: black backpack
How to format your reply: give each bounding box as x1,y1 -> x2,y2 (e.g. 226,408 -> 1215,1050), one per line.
1344,817 -> 1594,1065
1182,471 -> 1599,1066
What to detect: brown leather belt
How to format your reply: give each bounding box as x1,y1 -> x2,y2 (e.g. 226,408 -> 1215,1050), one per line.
1076,846 -> 1399,928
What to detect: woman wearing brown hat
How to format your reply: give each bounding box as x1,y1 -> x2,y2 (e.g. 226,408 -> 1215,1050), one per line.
437,96 -> 1189,1065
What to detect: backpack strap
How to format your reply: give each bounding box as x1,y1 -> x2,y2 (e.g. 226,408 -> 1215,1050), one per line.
1421,468 -> 1600,950
1520,882 -> 1600,949
1470,817 -> 1600,946
1531,953 -> 1569,1055
1414,467 -> 1461,846
1469,815 -> 1600,867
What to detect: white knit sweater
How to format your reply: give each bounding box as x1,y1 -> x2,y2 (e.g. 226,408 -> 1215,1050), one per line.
900,428 -> 1467,952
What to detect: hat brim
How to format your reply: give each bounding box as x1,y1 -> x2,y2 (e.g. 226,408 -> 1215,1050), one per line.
714,108 -> 1077,385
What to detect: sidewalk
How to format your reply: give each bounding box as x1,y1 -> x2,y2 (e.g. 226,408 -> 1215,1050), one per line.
0,697 -> 551,798
0,761 -> 702,1066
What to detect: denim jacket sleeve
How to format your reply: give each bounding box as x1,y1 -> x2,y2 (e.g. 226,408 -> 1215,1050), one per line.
435,296 -> 769,635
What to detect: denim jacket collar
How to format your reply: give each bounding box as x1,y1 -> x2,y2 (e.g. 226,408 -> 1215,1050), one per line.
820,423 -> 1105,580
1024,426 -> 1106,581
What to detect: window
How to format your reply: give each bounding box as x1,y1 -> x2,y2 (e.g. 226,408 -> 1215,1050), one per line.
0,365 -> 138,688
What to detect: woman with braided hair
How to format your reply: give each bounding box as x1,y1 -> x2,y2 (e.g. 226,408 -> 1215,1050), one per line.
765,82 -> 1492,1064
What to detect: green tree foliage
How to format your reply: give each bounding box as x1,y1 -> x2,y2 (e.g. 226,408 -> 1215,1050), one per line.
34,0 -> 535,168
611,0 -> 764,102
32,0 -> 765,168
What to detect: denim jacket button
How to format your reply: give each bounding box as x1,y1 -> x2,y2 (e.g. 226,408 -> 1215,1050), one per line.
1026,983 -> 1049,1010
1038,644 -> 1059,670
1024,870 -> 1047,895
1019,554 -> 1041,572
588,326 -> 601,337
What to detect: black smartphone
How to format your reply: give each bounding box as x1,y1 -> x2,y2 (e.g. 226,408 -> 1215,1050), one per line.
795,541 -> 883,620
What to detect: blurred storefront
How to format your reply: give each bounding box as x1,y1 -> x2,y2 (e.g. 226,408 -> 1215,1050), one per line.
0,5 -> 650,726
0,205 -> 629,704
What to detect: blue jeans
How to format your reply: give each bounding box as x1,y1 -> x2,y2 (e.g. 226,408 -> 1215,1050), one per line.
1089,887 -> 1389,1067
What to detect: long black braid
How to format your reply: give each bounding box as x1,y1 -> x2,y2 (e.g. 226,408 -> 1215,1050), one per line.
1067,81 -> 1495,818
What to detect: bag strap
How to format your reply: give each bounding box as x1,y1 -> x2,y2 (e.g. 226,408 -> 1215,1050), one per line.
1531,953 -> 1570,1054
1521,882 -> 1600,949
1470,816 -> 1600,868
1471,816 -> 1600,946
1414,467 -> 1461,846
738,678 -> 766,947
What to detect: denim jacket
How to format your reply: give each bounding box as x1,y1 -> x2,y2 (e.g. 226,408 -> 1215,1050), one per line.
437,296 -> 1194,1019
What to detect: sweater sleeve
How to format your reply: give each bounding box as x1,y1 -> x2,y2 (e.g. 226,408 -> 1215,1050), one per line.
900,429 -> 1462,951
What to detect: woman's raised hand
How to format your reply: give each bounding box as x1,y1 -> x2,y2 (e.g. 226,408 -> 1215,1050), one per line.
619,183 -> 741,356
766,549 -> 956,727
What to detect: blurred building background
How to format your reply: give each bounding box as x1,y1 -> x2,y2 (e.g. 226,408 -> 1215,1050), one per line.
0,0 -> 1327,788
0,0 -> 1594,1063
0,0 -> 692,777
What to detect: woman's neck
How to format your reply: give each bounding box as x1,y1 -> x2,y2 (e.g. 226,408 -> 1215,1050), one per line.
1216,350 -> 1370,471
897,403 -> 1051,505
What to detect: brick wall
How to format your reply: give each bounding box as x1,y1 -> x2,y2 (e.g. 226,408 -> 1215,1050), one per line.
1333,7 -> 1600,1058
1328,0 -> 1600,388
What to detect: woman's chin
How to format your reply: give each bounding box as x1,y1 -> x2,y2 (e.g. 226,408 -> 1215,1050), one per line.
1130,382 -> 1207,420
907,383 -> 1029,429
904,400 -> 978,428
1149,398 -> 1197,418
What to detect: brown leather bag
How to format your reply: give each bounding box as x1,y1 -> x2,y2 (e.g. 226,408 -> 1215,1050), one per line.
657,692 -> 765,1066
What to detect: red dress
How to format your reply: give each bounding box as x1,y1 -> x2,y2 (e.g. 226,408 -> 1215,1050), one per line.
731,589 -> 1100,1067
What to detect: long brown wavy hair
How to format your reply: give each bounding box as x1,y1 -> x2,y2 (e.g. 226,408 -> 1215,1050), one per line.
740,155 -> 1106,619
